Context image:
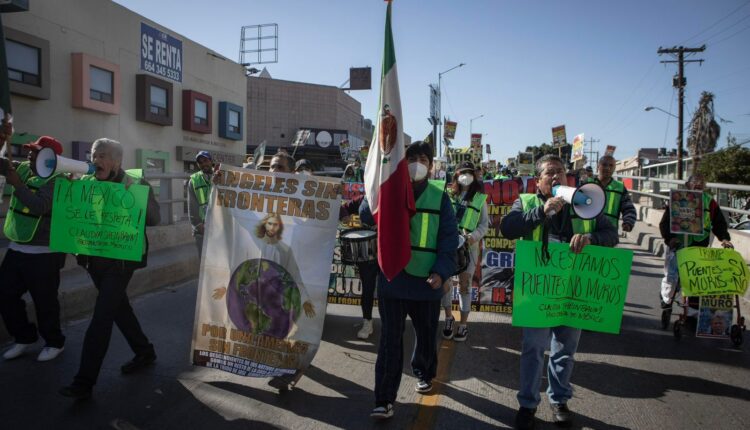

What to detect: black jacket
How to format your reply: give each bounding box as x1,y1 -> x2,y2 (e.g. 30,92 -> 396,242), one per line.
500,193 -> 619,247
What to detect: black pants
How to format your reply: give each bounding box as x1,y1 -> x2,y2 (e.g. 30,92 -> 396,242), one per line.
357,261 -> 378,320
0,249 -> 66,348
74,269 -> 153,387
374,290 -> 441,404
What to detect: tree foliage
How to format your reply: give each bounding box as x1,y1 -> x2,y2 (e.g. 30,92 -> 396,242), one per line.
696,137 -> 750,190
688,91 -> 721,170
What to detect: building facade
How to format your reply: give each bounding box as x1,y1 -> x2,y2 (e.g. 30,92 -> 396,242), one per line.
4,0 -> 248,180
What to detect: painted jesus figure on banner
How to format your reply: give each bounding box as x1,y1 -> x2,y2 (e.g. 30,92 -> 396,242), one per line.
252,213 -> 315,318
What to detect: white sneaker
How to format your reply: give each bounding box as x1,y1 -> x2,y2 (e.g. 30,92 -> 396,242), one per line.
37,346 -> 64,362
357,319 -> 374,339
3,343 -> 33,360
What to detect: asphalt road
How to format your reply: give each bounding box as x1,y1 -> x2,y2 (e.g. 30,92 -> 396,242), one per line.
1,238 -> 748,429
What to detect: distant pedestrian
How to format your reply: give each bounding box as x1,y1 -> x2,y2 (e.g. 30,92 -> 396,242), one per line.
188,151 -> 213,258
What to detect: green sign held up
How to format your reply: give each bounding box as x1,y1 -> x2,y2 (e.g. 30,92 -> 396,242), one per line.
677,247 -> 749,296
50,179 -> 149,262
512,241 -> 633,334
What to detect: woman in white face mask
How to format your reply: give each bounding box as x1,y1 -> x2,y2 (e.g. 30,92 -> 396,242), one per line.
441,161 -> 489,342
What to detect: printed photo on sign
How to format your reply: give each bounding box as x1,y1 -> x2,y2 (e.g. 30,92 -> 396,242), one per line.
669,189 -> 704,236
697,295 -> 733,338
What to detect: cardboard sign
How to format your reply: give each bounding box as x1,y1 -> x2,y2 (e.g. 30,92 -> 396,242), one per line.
444,121 -> 457,140
50,179 -> 149,261
512,241 -> 633,334
669,189 -> 704,236
676,247 -> 749,296
572,134 -> 585,161
552,125 -> 567,148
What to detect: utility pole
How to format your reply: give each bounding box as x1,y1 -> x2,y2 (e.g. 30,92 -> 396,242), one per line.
585,137 -> 600,167
657,45 -> 705,180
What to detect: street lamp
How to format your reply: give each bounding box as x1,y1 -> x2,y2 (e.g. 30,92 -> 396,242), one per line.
437,63 -> 466,157
645,105 -> 683,179
644,106 -> 678,119
470,114 -> 484,134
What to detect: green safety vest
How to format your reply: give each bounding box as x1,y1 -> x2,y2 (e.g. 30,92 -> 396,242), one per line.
455,192 -> 487,232
190,171 -> 211,221
494,175 -> 509,181
519,193 -> 595,242
404,180 -> 445,278
3,162 -> 60,243
681,192 -> 713,247
589,178 -> 625,227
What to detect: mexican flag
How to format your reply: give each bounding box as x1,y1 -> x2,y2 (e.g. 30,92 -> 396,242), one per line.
364,0 -> 415,281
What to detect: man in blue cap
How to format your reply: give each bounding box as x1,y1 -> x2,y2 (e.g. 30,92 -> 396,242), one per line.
188,151 -> 214,258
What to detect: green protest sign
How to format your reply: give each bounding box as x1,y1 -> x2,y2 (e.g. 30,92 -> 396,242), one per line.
50,179 -> 149,262
512,241 -> 633,334
676,247 -> 749,296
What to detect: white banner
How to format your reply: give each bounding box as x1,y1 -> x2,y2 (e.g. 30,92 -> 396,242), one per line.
191,166 -> 340,377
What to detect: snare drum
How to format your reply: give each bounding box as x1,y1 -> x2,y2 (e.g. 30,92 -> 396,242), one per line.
340,229 -> 377,265
454,235 -> 470,275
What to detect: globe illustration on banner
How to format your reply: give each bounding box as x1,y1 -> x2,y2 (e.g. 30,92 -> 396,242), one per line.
226,259 -> 302,339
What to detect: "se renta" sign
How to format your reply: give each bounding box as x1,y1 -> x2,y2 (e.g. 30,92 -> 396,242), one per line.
141,22 -> 183,82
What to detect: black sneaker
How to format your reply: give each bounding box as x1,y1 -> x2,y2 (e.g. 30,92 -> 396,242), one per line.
550,403 -> 572,427
415,379 -> 433,394
370,402 -> 394,419
59,384 -> 92,400
454,325 -> 468,342
442,317 -> 455,340
121,353 -> 157,374
514,406 -> 536,430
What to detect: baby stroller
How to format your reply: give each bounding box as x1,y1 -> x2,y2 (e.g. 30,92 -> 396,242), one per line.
660,247 -> 746,347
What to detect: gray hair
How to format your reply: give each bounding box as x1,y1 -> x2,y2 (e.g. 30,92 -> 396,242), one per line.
535,154 -> 563,177
92,138 -> 123,163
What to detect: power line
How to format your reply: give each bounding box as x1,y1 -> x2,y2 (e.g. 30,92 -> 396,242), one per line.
710,21 -> 750,46
697,12 -> 750,45
680,0 -> 750,44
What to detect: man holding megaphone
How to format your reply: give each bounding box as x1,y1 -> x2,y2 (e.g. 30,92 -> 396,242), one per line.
501,155 -> 618,429
0,135 -> 68,363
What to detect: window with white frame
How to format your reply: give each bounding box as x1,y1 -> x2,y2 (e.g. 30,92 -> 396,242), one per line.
194,99 -> 208,125
6,39 -> 40,86
228,109 -> 240,133
150,85 -> 168,116
89,65 -> 113,103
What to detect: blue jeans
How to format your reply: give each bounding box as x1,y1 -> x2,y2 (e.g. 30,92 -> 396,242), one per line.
517,326 -> 582,409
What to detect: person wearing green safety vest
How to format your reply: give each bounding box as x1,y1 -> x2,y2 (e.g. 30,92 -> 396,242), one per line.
188,150 -> 214,258
359,141 -> 458,414
588,155 -> 637,232
60,138 -> 161,401
440,161 -> 488,343
500,154 -> 618,430
0,134 -> 68,363
658,173 -> 733,318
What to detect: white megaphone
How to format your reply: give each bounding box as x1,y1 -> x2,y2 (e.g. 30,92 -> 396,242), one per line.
35,146 -> 95,179
551,183 -> 606,220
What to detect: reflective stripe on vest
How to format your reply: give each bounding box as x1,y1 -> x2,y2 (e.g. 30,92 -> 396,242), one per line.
404,180 -> 444,278
520,194 -> 544,241
458,192 -> 486,232
682,192 -> 713,246
520,193 -> 595,242
190,171 -> 211,221
591,178 -> 625,225
3,162 -> 58,243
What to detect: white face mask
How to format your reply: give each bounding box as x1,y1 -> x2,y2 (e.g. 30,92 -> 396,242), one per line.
408,162 -> 428,181
458,174 -> 474,186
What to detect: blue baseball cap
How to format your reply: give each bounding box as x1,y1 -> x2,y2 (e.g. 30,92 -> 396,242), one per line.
196,150 -> 212,161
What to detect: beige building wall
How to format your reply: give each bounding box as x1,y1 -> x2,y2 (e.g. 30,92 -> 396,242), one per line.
5,0 -> 247,172
247,76 -> 366,151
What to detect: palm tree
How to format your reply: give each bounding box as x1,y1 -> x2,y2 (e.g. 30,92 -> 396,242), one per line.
687,91 -> 721,171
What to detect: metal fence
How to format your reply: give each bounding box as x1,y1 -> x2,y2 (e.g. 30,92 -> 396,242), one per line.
615,174 -> 750,224
145,172 -> 190,225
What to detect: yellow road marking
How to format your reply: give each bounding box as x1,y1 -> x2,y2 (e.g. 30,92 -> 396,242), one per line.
411,311 -> 461,430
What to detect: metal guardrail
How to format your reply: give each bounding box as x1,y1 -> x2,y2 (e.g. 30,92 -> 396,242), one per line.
615,174 -> 750,219
145,172 -> 191,225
